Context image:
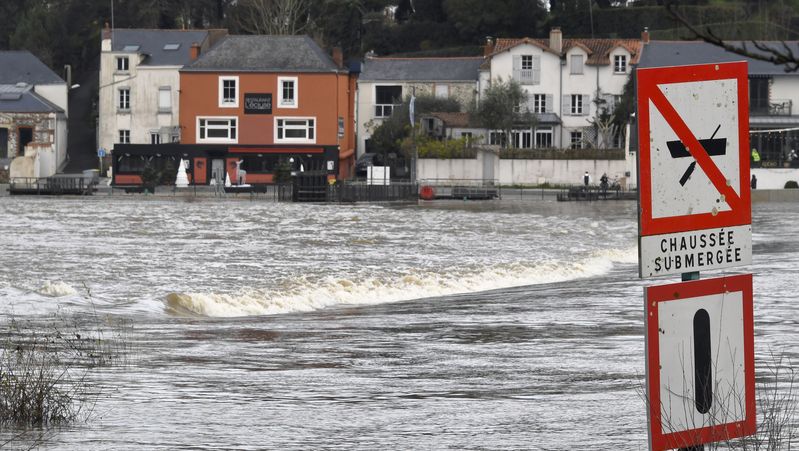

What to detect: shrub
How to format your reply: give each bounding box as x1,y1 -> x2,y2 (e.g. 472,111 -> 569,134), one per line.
417,136 -> 476,159
0,310 -> 133,429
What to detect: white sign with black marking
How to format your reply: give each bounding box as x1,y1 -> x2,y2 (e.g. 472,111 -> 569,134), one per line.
639,225 -> 752,278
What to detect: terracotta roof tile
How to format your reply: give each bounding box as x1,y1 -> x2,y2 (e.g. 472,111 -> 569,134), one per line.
488,37 -> 642,65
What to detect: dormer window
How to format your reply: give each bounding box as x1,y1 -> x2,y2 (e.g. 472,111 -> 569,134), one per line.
614,55 -> 628,73
116,56 -> 129,72
218,76 -> 239,108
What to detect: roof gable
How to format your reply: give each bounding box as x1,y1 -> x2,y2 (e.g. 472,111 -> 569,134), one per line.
487,37 -> 642,66
491,38 -> 558,56
183,35 -> 340,73
0,51 -> 64,85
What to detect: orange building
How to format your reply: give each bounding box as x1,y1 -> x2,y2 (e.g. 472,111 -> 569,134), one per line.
113,35 -> 355,186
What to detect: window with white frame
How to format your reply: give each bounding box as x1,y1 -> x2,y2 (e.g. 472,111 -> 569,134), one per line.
571,54 -> 584,75
118,129 -> 130,144
158,87 -> 171,112
571,94 -> 583,115
533,94 -> 547,113
535,127 -> 552,148
570,131 -> 583,149
435,84 -> 449,99
218,76 -> 238,107
150,131 -> 161,144
118,87 -> 130,110
275,117 -> 315,143
116,56 -> 129,72
197,117 -> 237,142
375,85 -> 402,117
521,55 -> 533,71
278,76 -> 298,108
614,55 -> 627,73
512,130 -> 533,149
489,131 -> 506,147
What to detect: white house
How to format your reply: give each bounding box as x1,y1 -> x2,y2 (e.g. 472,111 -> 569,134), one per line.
356,56 -> 483,156
479,28 -> 642,149
0,51 -> 68,178
98,26 -> 226,154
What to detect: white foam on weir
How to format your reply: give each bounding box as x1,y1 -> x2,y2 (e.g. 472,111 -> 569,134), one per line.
36,280 -> 78,297
163,247 -> 637,317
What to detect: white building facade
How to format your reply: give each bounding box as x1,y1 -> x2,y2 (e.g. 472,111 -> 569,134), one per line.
479,29 -> 642,150
98,27 -> 223,154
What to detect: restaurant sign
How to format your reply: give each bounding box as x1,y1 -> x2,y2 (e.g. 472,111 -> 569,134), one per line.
244,93 -> 272,114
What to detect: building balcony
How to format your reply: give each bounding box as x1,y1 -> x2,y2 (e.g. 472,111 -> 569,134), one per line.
513,69 -> 537,85
750,99 -> 792,116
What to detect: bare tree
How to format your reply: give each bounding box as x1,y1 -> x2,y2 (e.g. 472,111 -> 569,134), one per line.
233,0 -> 313,35
666,2 -> 799,73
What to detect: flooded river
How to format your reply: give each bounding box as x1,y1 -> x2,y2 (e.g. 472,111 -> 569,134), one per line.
0,196 -> 795,449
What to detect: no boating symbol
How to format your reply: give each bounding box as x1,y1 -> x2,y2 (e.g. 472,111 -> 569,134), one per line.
637,62 -> 752,278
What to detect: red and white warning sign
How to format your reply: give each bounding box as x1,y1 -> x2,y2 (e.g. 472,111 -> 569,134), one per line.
637,62 -> 752,278
645,274 -> 755,450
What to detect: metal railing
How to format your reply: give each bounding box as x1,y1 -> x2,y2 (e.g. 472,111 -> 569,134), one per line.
9,176 -> 95,195
330,181 -> 418,203
514,69 -> 538,85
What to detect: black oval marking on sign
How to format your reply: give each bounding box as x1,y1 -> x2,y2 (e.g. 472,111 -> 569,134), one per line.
694,308 -> 712,414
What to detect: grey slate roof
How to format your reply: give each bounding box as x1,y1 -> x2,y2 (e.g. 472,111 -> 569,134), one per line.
111,29 -> 210,66
0,51 -> 64,85
183,35 -> 339,72
0,84 -> 64,113
638,41 -> 799,75
360,57 -> 483,82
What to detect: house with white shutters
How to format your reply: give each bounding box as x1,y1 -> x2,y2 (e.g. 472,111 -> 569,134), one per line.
478,28 -> 643,149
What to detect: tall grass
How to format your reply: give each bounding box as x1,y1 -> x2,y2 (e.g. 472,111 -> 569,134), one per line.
0,310 -> 134,429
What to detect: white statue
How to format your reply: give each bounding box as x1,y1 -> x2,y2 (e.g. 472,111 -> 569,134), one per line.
175,158 -> 189,188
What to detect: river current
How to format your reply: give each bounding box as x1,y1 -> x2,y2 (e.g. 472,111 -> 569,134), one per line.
0,196 -> 795,449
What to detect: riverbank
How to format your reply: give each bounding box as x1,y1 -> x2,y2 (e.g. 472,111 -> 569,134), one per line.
3,181 -> 798,203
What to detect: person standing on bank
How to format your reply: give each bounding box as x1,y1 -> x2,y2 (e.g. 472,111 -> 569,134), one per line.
583,171 -> 590,187
751,174 -> 757,189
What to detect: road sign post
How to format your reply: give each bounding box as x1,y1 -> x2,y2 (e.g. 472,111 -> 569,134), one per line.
637,61 -> 755,450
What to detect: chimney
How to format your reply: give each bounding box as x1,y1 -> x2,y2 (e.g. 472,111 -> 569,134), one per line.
101,22 -> 112,51
642,27 -> 650,44
332,47 -> 344,69
190,42 -> 201,61
549,27 -> 562,54
484,36 -> 495,57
